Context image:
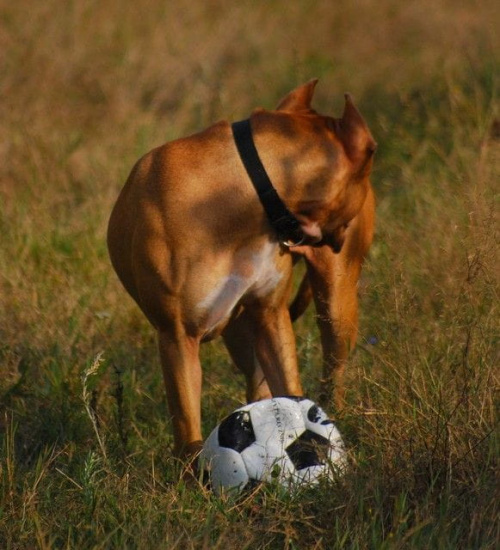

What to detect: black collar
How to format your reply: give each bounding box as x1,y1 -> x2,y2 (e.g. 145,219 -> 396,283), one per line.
232,119 -> 305,247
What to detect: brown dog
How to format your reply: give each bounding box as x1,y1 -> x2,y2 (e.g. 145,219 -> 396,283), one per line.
107,80 -> 375,456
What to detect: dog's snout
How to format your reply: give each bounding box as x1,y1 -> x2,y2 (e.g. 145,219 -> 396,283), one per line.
296,217 -> 323,245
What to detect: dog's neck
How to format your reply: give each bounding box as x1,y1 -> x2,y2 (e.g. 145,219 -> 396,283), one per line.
242,109 -> 343,247
232,118 -> 305,247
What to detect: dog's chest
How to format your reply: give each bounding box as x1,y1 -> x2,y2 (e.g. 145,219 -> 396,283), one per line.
196,242 -> 286,335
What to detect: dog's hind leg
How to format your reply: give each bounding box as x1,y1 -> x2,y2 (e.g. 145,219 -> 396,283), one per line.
249,305 -> 303,398
289,274 -> 313,322
157,327 -> 203,458
223,310 -> 272,403
223,301 -> 303,402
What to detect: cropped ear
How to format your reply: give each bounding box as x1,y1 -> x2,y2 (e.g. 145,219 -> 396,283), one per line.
335,94 -> 377,170
276,79 -> 319,112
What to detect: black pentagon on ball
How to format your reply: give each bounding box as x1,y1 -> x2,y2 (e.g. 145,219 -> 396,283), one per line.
307,404 -> 334,425
217,410 -> 256,452
307,404 -> 322,423
285,430 -> 331,470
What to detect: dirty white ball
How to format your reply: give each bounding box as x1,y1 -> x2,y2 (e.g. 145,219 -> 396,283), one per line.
200,397 -> 346,496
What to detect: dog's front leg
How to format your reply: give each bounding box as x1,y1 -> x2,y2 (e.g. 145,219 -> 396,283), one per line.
157,328 -> 203,458
305,194 -> 374,410
304,246 -> 358,411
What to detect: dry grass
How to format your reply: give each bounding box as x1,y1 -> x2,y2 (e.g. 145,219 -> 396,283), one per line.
1,0 -> 498,548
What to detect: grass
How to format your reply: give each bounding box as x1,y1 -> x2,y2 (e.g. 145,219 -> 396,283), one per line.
0,0 -> 498,548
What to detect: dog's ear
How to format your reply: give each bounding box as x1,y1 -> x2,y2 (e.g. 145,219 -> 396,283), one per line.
276,79 -> 319,112
334,94 -> 377,174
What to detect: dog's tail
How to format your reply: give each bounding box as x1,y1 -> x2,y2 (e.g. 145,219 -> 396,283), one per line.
289,274 -> 313,322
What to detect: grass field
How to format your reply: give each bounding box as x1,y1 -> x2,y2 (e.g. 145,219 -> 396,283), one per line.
1,0 -> 498,548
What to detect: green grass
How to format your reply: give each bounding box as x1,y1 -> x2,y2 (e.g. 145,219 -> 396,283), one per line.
1,0 -> 498,548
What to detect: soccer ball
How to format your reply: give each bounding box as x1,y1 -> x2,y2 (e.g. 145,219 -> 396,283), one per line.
200,396 -> 346,495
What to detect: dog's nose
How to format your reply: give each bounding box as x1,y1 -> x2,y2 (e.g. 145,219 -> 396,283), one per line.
297,218 -> 323,244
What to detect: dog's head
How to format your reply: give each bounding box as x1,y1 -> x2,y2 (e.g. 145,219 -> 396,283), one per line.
253,79 -> 376,251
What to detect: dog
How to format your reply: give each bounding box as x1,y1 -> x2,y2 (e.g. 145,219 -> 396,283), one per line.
107,79 -> 375,457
